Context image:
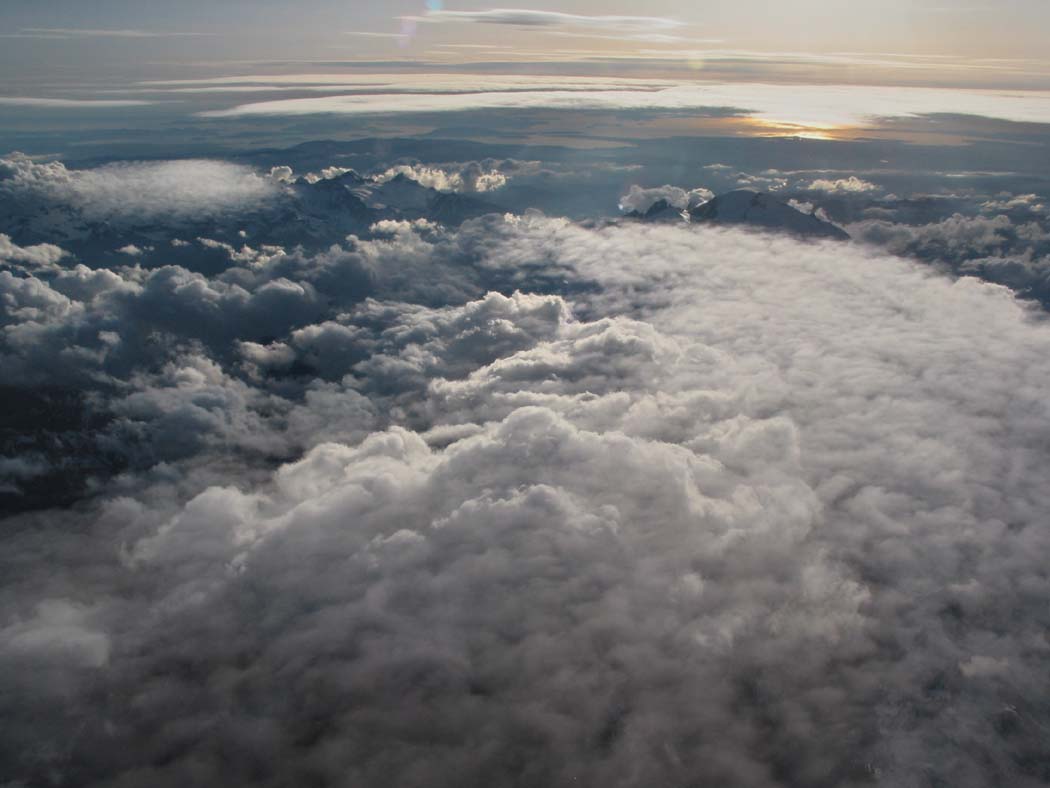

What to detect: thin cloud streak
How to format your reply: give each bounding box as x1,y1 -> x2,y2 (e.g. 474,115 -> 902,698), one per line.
0,97 -> 155,108
3,27 -> 212,39
411,8 -> 684,31
198,80 -> 1050,129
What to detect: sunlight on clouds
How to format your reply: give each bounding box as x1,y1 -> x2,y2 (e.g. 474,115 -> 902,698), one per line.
196,77 -> 1050,132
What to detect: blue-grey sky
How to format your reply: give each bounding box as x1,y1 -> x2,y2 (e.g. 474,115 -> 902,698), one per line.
3,0 -> 1050,155
2,1 -> 1049,88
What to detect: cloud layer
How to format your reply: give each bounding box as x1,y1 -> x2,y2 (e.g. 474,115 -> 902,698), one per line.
4,205 -> 1050,785
199,80 -> 1050,129
0,155 -> 282,221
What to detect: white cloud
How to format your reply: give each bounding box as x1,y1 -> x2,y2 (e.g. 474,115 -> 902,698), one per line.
0,233 -> 66,269
374,163 -> 508,193
618,184 -> 713,213
787,198 -> 816,215
267,165 -> 295,183
302,165 -> 357,183
0,154 -> 282,221
5,211 -> 1050,785
410,10 -> 687,42
200,80 -> 1050,129
980,193 -> 1048,214
805,176 -> 881,194
412,8 -> 683,32
850,212 -> 1047,257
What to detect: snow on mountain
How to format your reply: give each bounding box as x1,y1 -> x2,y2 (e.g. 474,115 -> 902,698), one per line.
689,190 -> 850,240
627,189 -> 849,241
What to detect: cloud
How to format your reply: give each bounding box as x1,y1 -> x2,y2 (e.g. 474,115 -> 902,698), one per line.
243,290 -> 572,393
0,600 -> 109,668
0,154 -> 282,221
413,8 -> 683,32
267,165 -> 295,183
196,85 -> 745,119
805,176 -> 881,194
850,212 -> 1050,260
3,27 -> 207,39
0,260 -> 333,387
846,207 -> 1050,304
0,454 -> 52,494
618,184 -> 713,213
5,209 -> 1050,785
0,233 -> 66,269
200,81 -> 1050,129
374,163 -> 508,193
0,97 -> 153,108
411,8 -> 686,42
980,193 -> 1048,214
343,31 -> 408,39
147,73 -> 673,90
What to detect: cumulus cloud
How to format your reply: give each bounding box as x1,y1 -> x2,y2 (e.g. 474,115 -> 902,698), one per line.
980,192 -> 1048,214
0,259 -> 336,387
850,212 -> 1050,262
301,165 -> 357,184
805,175 -> 881,194
4,209 -> 1050,786
267,165 -> 295,183
0,232 -> 66,269
618,184 -> 713,213
375,163 -> 508,193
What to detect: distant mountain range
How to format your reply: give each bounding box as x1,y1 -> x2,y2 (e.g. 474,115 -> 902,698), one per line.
0,169 -> 504,269
627,189 -> 851,241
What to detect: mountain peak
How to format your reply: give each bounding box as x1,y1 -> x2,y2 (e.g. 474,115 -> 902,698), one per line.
689,190 -> 849,240
625,198 -> 686,222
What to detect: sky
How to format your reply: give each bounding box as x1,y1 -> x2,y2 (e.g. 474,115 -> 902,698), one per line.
3,1 -> 1050,155
2,0 -> 1050,89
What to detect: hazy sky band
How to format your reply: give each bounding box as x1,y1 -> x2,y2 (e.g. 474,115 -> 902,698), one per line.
2,1 -> 1050,91
188,80 -> 1050,129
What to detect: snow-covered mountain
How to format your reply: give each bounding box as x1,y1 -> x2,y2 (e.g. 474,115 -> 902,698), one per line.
624,198 -> 688,223
0,166 -> 504,269
689,190 -> 850,240
627,189 -> 850,241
